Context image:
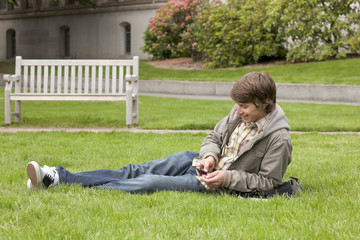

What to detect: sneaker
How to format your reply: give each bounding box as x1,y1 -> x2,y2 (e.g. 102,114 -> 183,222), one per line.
27,161 -> 59,189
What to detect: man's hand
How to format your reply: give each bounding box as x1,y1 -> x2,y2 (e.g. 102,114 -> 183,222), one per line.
201,171 -> 225,188
197,156 -> 216,175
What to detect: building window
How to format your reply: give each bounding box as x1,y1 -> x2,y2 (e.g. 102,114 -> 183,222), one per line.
25,0 -> 33,8
120,22 -> 131,55
125,24 -> 131,54
60,26 -> 70,58
0,0 -> 6,10
6,29 -> 16,59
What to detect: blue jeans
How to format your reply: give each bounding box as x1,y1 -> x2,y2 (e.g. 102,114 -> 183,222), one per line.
56,151 -> 206,193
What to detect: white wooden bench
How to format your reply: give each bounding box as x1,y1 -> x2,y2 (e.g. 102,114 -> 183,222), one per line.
3,56 -> 139,127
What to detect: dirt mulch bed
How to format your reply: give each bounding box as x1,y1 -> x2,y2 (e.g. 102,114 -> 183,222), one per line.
147,57 -> 286,70
147,58 -> 206,70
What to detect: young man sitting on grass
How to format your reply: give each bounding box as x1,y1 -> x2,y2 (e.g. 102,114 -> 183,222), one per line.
26,72 -> 296,197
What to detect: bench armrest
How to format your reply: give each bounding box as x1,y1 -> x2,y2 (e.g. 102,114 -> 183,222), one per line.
4,74 -> 20,92
125,74 -> 138,95
3,74 -> 20,83
125,74 -> 138,83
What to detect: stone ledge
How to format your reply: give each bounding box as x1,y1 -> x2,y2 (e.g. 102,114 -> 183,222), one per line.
139,80 -> 360,105
1,76 -> 358,105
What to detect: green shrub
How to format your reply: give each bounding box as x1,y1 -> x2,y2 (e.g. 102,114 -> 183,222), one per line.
193,0 -> 360,67
281,0 -> 360,62
192,0 -> 286,68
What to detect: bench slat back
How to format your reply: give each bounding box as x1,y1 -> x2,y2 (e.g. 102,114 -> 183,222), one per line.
15,57 -> 139,95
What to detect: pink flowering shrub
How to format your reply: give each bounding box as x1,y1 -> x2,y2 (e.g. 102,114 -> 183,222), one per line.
142,0 -> 206,60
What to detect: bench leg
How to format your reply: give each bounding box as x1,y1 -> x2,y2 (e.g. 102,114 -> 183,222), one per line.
126,90 -> 132,128
4,90 -> 11,125
132,95 -> 138,127
14,100 -> 21,123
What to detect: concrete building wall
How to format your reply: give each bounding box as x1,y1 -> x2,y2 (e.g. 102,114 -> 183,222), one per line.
0,1 -> 166,61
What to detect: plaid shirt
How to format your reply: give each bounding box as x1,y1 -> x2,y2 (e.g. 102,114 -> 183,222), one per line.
195,116 -> 268,189
216,116 -> 268,170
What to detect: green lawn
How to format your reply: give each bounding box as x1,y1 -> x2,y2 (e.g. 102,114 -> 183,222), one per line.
140,58 -> 360,85
2,58 -> 359,239
1,132 -> 359,239
1,88 -> 359,131
2,57 -> 360,85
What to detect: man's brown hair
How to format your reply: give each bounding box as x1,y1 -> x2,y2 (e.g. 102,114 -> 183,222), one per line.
230,72 -> 276,113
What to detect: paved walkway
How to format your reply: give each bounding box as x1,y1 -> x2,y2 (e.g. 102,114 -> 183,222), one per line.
0,127 -> 359,135
0,127 -> 208,134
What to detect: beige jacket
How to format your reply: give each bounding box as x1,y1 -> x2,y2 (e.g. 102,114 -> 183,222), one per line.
200,104 -> 292,193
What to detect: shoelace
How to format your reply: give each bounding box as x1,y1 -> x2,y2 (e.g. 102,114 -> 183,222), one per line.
43,171 -> 55,188
42,166 -> 57,188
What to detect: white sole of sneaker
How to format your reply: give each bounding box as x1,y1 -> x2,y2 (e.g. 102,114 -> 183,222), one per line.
27,161 -> 42,189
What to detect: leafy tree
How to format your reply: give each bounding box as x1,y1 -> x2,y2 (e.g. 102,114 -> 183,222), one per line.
281,0 -> 360,62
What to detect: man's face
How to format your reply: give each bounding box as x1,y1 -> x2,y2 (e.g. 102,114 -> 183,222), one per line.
235,102 -> 267,123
